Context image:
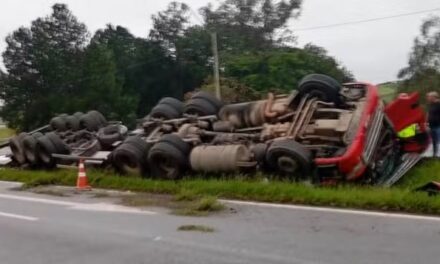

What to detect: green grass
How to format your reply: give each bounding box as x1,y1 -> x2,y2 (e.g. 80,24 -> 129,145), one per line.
1,162 -> 440,215
0,127 -> 15,140
378,82 -> 398,102
396,160 -> 440,188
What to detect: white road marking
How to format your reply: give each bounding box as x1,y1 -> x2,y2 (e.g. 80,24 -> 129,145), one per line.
0,211 -> 38,221
0,193 -> 156,215
222,199 -> 440,222
70,203 -> 156,215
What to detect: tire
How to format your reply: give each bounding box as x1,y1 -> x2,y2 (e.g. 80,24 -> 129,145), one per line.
148,142 -> 188,180
251,143 -> 268,166
45,132 -> 70,154
150,104 -> 181,120
23,134 -> 41,164
266,139 -> 313,180
112,142 -> 149,176
88,110 -> 107,127
158,97 -> 184,113
73,112 -> 84,119
191,91 -> 223,110
184,98 -> 218,116
9,133 -> 28,164
97,125 -> 125,149
36,135 -> 58,168
65,115 -> 80,131
158,134 -> 191,154
122,136 -> 151,153
298,74 -> 342,105
79,113 -> 101,131
49,116 -> 68,131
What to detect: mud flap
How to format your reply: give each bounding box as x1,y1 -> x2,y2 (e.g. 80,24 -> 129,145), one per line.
377,153 -> 422,187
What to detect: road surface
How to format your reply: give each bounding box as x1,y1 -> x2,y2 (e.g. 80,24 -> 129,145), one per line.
0,181 -> 439,264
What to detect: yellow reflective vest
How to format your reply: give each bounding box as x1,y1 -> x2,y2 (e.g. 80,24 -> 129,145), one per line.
398,124 -> 417,138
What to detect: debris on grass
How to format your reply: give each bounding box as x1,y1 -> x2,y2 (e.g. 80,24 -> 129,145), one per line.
173,196 -> 225,216
177,225 -> 215,233
174,189 -> 198,201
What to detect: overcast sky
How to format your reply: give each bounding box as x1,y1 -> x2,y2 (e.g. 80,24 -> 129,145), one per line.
0,0 -> 439,83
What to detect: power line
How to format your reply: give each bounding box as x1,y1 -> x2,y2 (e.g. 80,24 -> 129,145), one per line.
295,7 -> 440,32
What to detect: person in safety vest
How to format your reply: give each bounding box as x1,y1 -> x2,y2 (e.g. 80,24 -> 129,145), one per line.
398,124 -> 417,139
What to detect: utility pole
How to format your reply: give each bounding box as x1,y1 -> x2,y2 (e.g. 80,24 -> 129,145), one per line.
211,31 -> 221,100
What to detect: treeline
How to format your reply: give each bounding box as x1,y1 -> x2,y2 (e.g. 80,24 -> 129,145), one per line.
398,16 -> 440,102
0,1 -> 353,131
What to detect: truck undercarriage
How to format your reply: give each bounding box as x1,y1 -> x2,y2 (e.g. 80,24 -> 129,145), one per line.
1,74 -> 430,186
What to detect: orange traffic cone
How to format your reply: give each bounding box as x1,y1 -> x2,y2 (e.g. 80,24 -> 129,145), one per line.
76,159 -> 91,190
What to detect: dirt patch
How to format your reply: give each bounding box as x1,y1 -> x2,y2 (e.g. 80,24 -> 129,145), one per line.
118,192 -> 225,216
177,225 -> 215,233
30,187 -> 70,197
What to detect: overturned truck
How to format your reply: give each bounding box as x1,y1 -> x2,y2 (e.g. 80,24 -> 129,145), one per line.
4,74 -> 430,186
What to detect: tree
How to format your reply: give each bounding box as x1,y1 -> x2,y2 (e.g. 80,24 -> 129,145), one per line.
149,2 -> 190,55
1,4 -> 88,130
150,3 -> 209,90
399,16 -> 440,79
1,27 -> 40,130
398,16 -> 440,102
80,43 -> 137,126
224,46 -> 353,92
200,0 -> 302,53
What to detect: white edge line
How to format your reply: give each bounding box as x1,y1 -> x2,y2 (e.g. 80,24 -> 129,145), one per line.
0,211 -> 38,221
221,199 -> 440,222
0,193 -> 156,215
0,193 -> 77,206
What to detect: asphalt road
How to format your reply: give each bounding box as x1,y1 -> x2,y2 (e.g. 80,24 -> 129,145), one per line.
0,181 -> 439,264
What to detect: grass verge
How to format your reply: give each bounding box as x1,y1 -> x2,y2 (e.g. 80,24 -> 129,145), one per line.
1,162 -> 440,215
0,127 -> 15,139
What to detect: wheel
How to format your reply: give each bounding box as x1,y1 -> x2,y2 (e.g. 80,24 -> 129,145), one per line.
112,143 -> 149,176
266,139 -> 313,180
148,143 -> 186,180
191,91 -> 223,110
298,74 -> 342,105
73,112 -> 84,119
97,125 -> 127,149
150,104 -> 181,120
158,97 -> 184,113
36,135 -> 58,168
65,115 -> 80,131
88,110 -> 107,127
79,113 -> 101,131
22,132 -> 43,165
250,143 -> 268,167
158,134 -> 192,154
45,132 -> 70,154
148,134 -> 191,180
184,98 -> 218,116
9,133 -> 28,164
49,116 -> 68,131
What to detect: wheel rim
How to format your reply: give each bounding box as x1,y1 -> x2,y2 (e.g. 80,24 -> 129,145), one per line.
277,156 -> 299,174
157,155 -> 178,179
119,155 -> 141,175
